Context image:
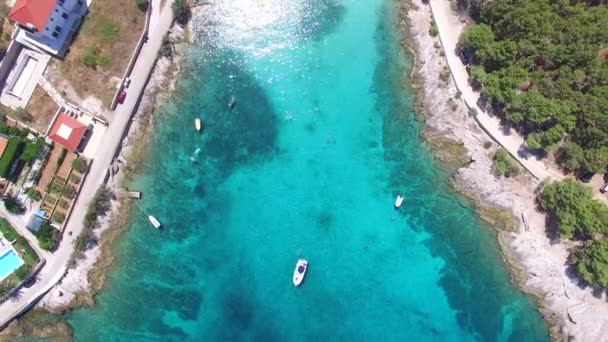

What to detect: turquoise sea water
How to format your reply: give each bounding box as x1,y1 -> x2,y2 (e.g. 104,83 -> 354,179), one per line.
68,0 -> 549,340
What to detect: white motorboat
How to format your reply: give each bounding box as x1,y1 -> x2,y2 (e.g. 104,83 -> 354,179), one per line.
148,215 -> 161,229
228,96 -> 236,108
394,195 -> 404,209
293,259 -> 308,287
195,118 -> 201,131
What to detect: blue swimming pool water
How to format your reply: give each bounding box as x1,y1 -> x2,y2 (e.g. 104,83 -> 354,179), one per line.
0,249 -> 24,281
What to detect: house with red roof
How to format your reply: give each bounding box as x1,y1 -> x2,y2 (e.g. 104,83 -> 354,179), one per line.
47,112 -> 89,152
8,0 -> 88,57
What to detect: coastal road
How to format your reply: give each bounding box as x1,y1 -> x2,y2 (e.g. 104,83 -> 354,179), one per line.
0,0 -> 175,328
428,0 -> 565,182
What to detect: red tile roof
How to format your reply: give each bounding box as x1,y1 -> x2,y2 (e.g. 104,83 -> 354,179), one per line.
48,113 -> 87,152
0,137 -> 8,159
9,0 -> 56,32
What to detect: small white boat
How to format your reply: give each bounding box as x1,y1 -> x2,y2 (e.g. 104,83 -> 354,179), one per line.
195,118 -> 201,131
228,96 -> 236,108
394,195 -> 404,209
293,259 -> 308,287
194,148 -> 201,155
148,215 -> 161,229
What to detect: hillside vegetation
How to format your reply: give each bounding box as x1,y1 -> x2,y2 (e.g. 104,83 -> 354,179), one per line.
458,0 -> 608,174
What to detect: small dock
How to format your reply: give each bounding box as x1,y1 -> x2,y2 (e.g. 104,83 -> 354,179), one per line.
116,189 -> 141,199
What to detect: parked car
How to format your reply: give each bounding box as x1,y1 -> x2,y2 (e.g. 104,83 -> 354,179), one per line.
117,89 -> 127,104
581,172 -> 594,183
601,183 -> 608,193
122,77 -> 131,88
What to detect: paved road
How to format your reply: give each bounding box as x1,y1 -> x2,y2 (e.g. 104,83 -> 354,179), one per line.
0,0 -> 175,328
428,0 -> 565,181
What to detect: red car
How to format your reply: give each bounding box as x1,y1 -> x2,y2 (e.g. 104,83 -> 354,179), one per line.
117,89 -> 127,104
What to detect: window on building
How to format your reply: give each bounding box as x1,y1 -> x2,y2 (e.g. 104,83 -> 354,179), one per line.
62,12 -> 68,19
55,26 -> 62,33
52,31 -> 59,38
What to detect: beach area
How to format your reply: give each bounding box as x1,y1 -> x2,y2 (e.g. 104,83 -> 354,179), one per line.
1,0 -> 607,340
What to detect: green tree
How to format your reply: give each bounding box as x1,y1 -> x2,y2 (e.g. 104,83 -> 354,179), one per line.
459,24 -> 495,52
460,0 -> 608,173
539,180 -> 608,239
172,0 -> 191,25
571,240 -> 608,288
558,142 -> 585,171
71,157 -> 88,173
583,147 -> 608,174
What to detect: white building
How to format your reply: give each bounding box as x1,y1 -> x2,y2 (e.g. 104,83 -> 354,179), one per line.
8,0 -> 88,57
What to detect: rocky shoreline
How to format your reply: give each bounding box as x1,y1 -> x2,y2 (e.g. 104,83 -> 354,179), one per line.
403,0 -> 608,340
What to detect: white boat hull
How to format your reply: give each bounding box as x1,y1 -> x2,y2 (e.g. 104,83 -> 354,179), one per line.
148,215 -> 161,229
195,119 -> 201,131
395,196 -> 404,208
293,259 -> 308,287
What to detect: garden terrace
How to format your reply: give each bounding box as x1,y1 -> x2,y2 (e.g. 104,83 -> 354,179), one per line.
39,148 -> 86,226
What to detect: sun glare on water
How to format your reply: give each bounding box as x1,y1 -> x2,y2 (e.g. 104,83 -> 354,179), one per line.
191,0 -> 324,58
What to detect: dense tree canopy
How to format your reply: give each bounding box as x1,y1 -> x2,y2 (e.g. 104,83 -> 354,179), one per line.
459,0 -> 608,173
571,239 -> 608,288
539,180 -> 608,240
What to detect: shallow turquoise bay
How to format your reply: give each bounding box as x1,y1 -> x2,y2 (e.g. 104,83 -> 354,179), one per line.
68,0 -> 548,340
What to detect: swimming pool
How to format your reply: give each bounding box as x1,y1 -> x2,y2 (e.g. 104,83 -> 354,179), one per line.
0,249 -> 24,281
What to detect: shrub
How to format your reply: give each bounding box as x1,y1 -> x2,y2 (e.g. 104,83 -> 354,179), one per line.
13,108 -> 32,122
20,137 -> 44,162
4,197 -> 24,215
101,23 -> 119,41
83,186 -> 114,230
14,265 -> 29,281
58,199 -> 70,210
25,188 -> 41,201
47,182 -> 63,194
136,0 -> 149,11
52,211 -> 66,224
429,20 -> 439,37
492,148 -> 519,177
35,224 -> 60,251
72,157 -> 88,173
56,148 -> 67,169
97,55 -> 111,67
483,141 -> 492,149
81,44 -> 101,68
172,0 -> 191,25
69,174 -> 82,184
61,185 -> 77,199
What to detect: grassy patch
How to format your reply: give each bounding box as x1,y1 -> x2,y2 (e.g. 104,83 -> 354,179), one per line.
101,22 -> 119,41
0,138 -> 24,177
492,148 -> 520,177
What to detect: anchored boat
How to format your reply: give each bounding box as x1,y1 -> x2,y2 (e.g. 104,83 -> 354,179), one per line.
293,259 -> 308,287
394,195 -> 404,209
148,215 -> 161,229
195,118 -> 201,131
228,96 -> 236,108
